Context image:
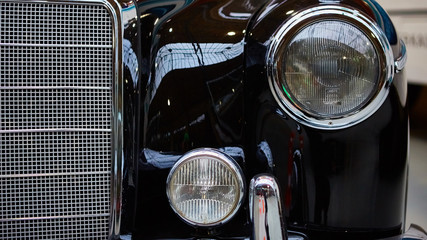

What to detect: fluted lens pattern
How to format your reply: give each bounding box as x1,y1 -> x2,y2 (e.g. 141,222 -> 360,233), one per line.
282,21 -> 379,117
168,157 -> 240,225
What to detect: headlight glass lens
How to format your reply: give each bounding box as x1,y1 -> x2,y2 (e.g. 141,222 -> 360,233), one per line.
167,150 -> 244,226
279,20 -> 380,118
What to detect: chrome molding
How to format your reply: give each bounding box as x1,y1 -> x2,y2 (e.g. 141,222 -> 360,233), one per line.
402,224 -> 427,240
395,39 -> 407,73
166,148 -> 246,227
267,5 -> 395,129
104,0 -> 135,238
250,175 -> 287,240
288,232 -> 307,240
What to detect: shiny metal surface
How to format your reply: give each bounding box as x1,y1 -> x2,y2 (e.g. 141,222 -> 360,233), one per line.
395,39 -> 407,73
267,5 -> 395,129
288,232 -> 307,240
166,148 -> 245,227
402,224 -> 427,240
0,1 -> 116,239
250,174 -> 287,240
107,0 -> 125,236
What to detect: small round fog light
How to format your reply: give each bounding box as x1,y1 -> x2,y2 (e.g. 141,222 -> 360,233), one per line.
166,148 -> 245,227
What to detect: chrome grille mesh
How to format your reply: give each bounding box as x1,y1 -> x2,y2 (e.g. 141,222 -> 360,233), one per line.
0,1 -> 113,239
0,89 -> 112,130
0,3 -> 112,46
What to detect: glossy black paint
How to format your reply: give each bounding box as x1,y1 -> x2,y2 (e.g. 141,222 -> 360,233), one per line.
122,0 -> 266,238
121,7 -> 143,235
119,0 -> 409,239
245,0 -> 408,238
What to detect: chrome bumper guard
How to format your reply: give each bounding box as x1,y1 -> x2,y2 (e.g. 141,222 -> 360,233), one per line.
249,174 -> 427,240
249,174 -> 288,240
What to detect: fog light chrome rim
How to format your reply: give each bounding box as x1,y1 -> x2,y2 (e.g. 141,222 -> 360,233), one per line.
166,148 -> 245,227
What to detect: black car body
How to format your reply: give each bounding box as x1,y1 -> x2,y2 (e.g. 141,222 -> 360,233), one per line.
0,0 -> 425,239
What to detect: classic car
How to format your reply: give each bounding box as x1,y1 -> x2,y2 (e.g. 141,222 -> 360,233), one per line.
0,0 -> 426,239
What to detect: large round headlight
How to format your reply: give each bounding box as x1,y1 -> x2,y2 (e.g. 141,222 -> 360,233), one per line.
166,148 -> 245,227
268,6 -> 394,129
283,20 -> 379,117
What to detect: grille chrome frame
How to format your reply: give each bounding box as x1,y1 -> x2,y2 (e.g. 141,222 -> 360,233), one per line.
0,0 -> 124,239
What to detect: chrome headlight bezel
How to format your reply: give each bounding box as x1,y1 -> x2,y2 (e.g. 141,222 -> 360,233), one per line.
267,6 -> 395,129
166,148 -> 245,227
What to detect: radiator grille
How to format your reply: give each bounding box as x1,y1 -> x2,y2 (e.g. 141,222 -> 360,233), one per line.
0,2 -> 113,239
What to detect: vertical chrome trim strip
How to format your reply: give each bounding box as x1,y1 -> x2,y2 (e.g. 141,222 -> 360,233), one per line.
105,0 -> 136,237
101,0 -> 124,238
250,174 -> 287,240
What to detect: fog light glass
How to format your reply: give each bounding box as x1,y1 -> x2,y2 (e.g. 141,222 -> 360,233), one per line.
166,149 -> 244,226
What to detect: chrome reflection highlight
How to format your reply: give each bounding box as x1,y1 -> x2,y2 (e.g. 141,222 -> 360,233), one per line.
250,175 -> 287,240
395,39 -> 407,73
267,6 -> 395,129
402,224 -> 427,240
167,148 -> 245,227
